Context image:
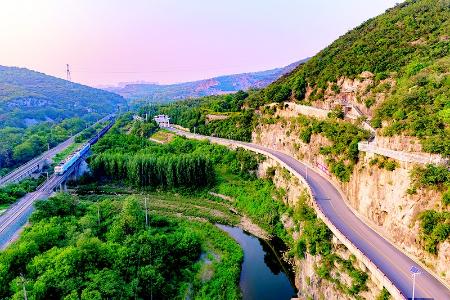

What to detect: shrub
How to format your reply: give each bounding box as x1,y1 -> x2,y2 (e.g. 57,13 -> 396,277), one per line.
299,127 -> 312,144
331,83 -> 341,94
265,84 -> 291,103
443,188 -> 450,206
411,165 -> 449,188
328,106 -> 345,119
364,97 -> 376,108
384,160 -> 398,171
419,210 -> 450,254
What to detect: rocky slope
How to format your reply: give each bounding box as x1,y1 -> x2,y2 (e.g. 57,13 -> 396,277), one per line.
252,115 -> 450,285
257,157 -> 386,299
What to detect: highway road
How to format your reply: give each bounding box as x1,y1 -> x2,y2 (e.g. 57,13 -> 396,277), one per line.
170,128 -> 450,300
0,114 -> 114,187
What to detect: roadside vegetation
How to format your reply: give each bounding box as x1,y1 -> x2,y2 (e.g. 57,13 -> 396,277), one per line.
409,164 -> 450,254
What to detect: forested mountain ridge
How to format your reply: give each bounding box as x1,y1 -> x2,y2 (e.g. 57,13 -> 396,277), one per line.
106,59 -> 307,104
158,0 -> 450,156
0,65 -> 126,128
260,0 -> 449,155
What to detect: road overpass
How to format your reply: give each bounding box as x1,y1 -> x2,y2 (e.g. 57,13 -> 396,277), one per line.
169,128 -> 450,300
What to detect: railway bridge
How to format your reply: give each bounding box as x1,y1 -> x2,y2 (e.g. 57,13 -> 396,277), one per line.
0,114 -> 114,188
0,119 -> 115,249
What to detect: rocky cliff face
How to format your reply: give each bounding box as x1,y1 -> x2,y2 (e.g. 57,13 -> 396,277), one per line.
258,158 -> 384,299
253,118 -> 450,285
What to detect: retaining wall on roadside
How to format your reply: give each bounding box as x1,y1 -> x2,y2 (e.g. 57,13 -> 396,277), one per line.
358,141 -> 448,165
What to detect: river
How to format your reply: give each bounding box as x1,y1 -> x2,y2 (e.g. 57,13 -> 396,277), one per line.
217,224 -> 297,300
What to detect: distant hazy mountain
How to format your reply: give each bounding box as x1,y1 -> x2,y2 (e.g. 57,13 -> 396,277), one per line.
105,59 -> 308,103
0,66 -> 127,128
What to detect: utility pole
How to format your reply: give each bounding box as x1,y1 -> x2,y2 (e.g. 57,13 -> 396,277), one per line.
66,64 -> 71,81
150,245 -> 153,300
410,266 -> 421,300
97,204 -> 100,226
144,197 -> 148,228
20,275 -> 28,300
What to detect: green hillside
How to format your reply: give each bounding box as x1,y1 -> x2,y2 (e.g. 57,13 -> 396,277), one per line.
0,66 -> 126,128
263,0 -> 450,155
150,0 -> 449,156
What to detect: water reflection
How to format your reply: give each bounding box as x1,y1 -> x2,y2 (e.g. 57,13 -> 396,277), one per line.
217,225 -> 296,300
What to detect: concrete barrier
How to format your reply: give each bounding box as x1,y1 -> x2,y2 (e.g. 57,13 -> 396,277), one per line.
358,141 -> 448,165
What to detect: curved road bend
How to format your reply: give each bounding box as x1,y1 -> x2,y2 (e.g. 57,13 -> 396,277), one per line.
170,128 -> 450,300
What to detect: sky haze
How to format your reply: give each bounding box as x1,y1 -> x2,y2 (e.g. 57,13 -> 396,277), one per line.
0,0 -> 402,86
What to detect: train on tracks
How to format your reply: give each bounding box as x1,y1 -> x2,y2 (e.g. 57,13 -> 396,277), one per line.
54,118 -> 115,175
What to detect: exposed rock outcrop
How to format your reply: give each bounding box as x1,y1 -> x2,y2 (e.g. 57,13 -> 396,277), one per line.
258,158 -> 384,299
253,118 -> 450,285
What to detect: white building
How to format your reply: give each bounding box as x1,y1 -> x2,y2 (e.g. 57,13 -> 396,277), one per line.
154,114 -> 170,127
133,115 -> 144,121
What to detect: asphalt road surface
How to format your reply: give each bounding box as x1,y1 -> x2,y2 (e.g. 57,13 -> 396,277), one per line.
171,128 -> 450,300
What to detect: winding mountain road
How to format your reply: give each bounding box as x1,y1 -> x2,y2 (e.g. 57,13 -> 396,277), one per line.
170,128 -> 450,300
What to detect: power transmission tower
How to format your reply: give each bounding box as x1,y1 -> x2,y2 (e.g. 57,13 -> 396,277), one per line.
66,64 -> 71,81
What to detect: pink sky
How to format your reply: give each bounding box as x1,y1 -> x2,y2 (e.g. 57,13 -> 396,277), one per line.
0,0 -> 401,86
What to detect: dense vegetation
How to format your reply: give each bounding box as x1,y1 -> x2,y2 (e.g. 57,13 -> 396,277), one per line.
0,65 -> 126,128
410,164 -> 450,253
288,115 -> 370,182
419,210 -> 450,254
91,152 -> 215,188
268,0 -> 449,92
140,91 -> 257,141
373,57 -> 450,155
0,193 -> 242,299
